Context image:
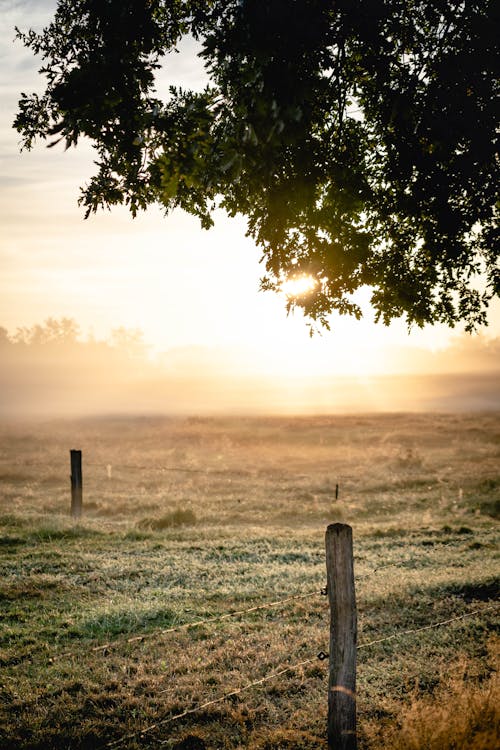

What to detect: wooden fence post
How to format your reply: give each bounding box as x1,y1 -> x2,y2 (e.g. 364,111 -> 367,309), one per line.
325,523 -> 357,750
70,449 -> 83,519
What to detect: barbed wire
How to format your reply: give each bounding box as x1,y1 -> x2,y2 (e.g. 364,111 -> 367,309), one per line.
105,655 -> 318,749
85,463 -> 246,475
104,603 -> 498,750
362,542 -> 466,575
21,589 -> 323,666
356,604 -> 499,650
0,459 -> 357,484
0,460 -> 252,476
316,604 -> 500,663
92,589 -> 324,651
1,459 -> 305,478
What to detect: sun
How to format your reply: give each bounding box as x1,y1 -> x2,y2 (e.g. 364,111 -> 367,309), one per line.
280,274 -> 317,298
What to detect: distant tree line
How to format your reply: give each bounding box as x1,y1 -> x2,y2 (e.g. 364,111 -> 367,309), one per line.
0,318 -> 161,417
0,317 -> 148,360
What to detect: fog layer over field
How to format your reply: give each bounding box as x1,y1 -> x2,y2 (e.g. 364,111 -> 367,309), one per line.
1,320 -> 499,416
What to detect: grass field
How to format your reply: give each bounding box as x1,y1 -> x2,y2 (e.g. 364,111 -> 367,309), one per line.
0,412 -> 499,749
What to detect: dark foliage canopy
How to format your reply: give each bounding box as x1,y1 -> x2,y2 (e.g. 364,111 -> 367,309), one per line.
15,0 -> 499,329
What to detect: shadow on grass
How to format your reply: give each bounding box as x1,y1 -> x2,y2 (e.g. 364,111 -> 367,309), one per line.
441,580 -> 499,603
0,521 -> 105,547
361,578 -> 499,635
0,535 -> 26,548
28,526 -> 105,543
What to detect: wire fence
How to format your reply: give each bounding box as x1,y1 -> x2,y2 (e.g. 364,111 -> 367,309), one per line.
6,551 -> 498,750
0,457 -> 354,480
9,547 -> 497,670
102,604 -> 498,750
0,460 -> 254,478
2,454 -> 498,747
3,555 -> 498,749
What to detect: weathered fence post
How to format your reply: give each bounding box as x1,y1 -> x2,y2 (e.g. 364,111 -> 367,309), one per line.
325,523 -> 357,750
70,449 -> 83,519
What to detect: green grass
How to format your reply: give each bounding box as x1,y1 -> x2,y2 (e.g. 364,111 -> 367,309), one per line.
0,413 -> 498,749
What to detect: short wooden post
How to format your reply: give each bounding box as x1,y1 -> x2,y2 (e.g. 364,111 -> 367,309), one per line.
335,483 -> 339,500
325,523 -> 357,750
70,449 -> 83,519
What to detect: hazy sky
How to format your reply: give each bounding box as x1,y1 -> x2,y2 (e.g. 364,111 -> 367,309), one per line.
1,0 -> 499,381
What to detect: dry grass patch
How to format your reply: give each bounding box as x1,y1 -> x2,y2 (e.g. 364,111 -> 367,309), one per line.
363,643 -> 499,750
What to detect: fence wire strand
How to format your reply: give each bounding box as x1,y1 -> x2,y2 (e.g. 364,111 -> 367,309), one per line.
40,589 -> 325,665
357,604 -> 498,650
106,656 -> 318,749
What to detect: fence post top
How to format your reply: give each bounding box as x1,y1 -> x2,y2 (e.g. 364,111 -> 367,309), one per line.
326,523 -> 352,535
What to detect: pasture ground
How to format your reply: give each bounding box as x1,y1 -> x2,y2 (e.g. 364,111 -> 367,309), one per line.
0,412 -> 499,749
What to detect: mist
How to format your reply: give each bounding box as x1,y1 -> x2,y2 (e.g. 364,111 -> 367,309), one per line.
1,319 -> 499,418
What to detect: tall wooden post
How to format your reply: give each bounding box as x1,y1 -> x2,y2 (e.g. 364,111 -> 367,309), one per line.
70,449 -> 82,519
325,523 -> 357,749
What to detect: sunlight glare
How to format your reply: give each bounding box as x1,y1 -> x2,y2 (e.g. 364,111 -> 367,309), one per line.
281,274 -> 317,298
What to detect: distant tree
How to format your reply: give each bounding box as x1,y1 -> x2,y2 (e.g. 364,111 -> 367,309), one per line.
13,317 -> 81,346
0,327 -> 10,346
14,0 -> 499,330
109,327 -> 148,359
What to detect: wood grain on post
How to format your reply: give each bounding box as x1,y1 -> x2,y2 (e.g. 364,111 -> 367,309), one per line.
325,523 -> 357,750
70,449 -> 82,519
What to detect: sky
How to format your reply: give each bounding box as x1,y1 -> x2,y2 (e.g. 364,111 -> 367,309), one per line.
1,0 -> 499,394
